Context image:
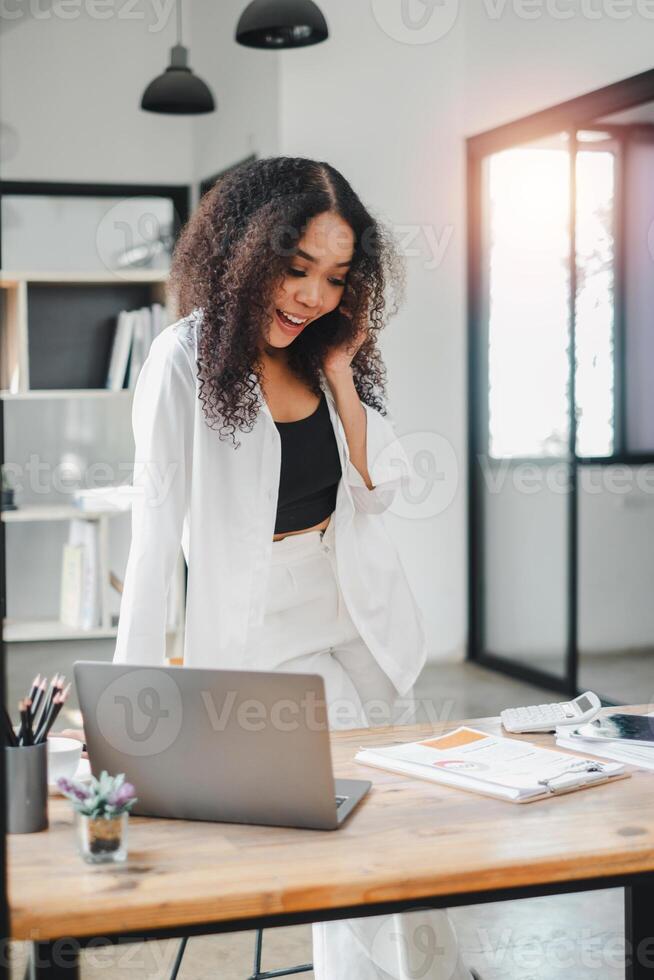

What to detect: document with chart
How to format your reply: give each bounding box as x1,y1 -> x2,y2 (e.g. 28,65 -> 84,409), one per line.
355,727 -> 628,803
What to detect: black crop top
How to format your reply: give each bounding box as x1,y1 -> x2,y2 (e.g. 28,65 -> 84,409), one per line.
273,391 -> 342,534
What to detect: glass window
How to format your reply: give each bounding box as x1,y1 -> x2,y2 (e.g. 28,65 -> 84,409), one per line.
486,143 -> 571,459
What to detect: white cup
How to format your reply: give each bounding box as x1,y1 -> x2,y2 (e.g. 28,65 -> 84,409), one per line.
47,736 -> 82,788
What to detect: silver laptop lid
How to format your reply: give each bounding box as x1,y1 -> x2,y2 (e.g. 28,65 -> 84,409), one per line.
74,661 -> 344,829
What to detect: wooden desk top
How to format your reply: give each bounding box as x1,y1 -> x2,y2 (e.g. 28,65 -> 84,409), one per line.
9,708 -> 654,940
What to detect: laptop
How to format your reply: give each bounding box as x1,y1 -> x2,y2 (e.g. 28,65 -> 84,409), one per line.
73,661 -> 371,830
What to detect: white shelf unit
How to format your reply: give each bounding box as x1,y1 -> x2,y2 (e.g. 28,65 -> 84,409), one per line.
1,390 -> 134,401
0,271 -> 185,660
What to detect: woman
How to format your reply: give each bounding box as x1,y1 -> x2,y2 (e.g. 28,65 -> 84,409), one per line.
113,157 -> 478,980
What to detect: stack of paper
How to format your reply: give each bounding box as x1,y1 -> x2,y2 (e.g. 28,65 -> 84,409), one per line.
355,727 -> 627,803
72,485 -> 136,513
556,715 -> 654,772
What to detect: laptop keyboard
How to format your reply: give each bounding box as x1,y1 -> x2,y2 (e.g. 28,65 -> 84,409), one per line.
335,795 -> 349,809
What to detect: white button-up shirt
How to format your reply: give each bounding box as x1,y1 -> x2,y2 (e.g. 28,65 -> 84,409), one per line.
113,310 -> 427,696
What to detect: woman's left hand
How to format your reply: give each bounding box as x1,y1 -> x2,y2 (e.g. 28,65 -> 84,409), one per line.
322,321 -> 368,378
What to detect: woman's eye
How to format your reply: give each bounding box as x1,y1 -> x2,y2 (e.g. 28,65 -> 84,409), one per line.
287,268 -> 346,288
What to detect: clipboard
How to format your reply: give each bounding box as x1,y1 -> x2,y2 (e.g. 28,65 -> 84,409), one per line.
355,727 -> 630,804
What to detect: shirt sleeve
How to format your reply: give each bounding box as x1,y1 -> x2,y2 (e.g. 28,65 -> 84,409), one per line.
113,330 -> 194,665
344,401 -> 414,515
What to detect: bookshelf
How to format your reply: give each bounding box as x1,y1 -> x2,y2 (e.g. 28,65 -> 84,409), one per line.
0,270 -> 169,394
1,270 -> 185,660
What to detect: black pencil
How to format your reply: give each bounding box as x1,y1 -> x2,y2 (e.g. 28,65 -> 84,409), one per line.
17,700 -> 29,747
34,682 -> 66,744
27,673 -> 41,707
23,698 -> 33,746
36,682 -> 72,744
34,673 -> 60,736
2,705 -> 17,746
30,678 -> 47,722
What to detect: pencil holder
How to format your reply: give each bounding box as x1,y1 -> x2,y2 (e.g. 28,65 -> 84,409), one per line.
5,742 -> 49,834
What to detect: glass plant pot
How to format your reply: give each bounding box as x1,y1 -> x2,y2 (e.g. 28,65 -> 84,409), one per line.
75,811 -> 128,864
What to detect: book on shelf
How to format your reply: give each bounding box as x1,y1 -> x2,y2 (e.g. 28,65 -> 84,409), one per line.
105,310 -> 134,391
59,519 -> 101,630
59,544 -> 84,628
106,302 -> 169,390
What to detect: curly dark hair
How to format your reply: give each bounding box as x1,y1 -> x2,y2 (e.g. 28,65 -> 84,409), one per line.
169,156 -> 405,448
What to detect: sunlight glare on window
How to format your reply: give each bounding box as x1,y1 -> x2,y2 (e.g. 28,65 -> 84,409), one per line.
575,150 -> 615,458
487,146 -> 571,459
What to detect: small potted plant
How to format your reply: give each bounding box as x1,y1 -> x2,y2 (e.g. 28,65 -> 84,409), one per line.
1,466 -> 17,511
56,770 -> 137,864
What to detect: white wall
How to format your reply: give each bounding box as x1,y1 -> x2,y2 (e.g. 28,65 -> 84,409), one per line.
279,0 -> 654,663
0,5 -> 280,664
190,0 -> 279,183
0,0 -> 279,187
579,467 -> 654,651
0,4 -> 193,183
464,2 -> 654,134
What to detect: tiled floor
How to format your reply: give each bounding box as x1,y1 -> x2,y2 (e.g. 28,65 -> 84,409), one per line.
8,658 -> 629,978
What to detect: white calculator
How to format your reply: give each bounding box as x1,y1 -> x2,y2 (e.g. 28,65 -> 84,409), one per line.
501,691 -> 602,734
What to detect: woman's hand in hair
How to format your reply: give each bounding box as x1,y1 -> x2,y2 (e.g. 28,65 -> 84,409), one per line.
322,320 -> 367,379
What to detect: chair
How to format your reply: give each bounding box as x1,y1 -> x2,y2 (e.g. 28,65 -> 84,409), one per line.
169,930 -> 313,979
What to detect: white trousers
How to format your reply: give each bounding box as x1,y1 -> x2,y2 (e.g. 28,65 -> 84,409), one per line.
245,518 -> 472,980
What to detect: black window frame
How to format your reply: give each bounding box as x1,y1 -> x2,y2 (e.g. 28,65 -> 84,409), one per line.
467,67 -> 654,699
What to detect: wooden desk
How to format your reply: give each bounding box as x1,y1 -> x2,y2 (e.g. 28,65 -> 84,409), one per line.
9,709 -> 654,978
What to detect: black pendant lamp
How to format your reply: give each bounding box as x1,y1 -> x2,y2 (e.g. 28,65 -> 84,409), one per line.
141,0 -> 215,114
236,0 -> 328,49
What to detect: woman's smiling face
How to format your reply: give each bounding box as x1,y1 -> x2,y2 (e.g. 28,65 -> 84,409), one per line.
265,211 -> 355,348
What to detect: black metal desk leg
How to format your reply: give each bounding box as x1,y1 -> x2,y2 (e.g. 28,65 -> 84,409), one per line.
625,884 -> 654,979
28,941 -> 80,979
